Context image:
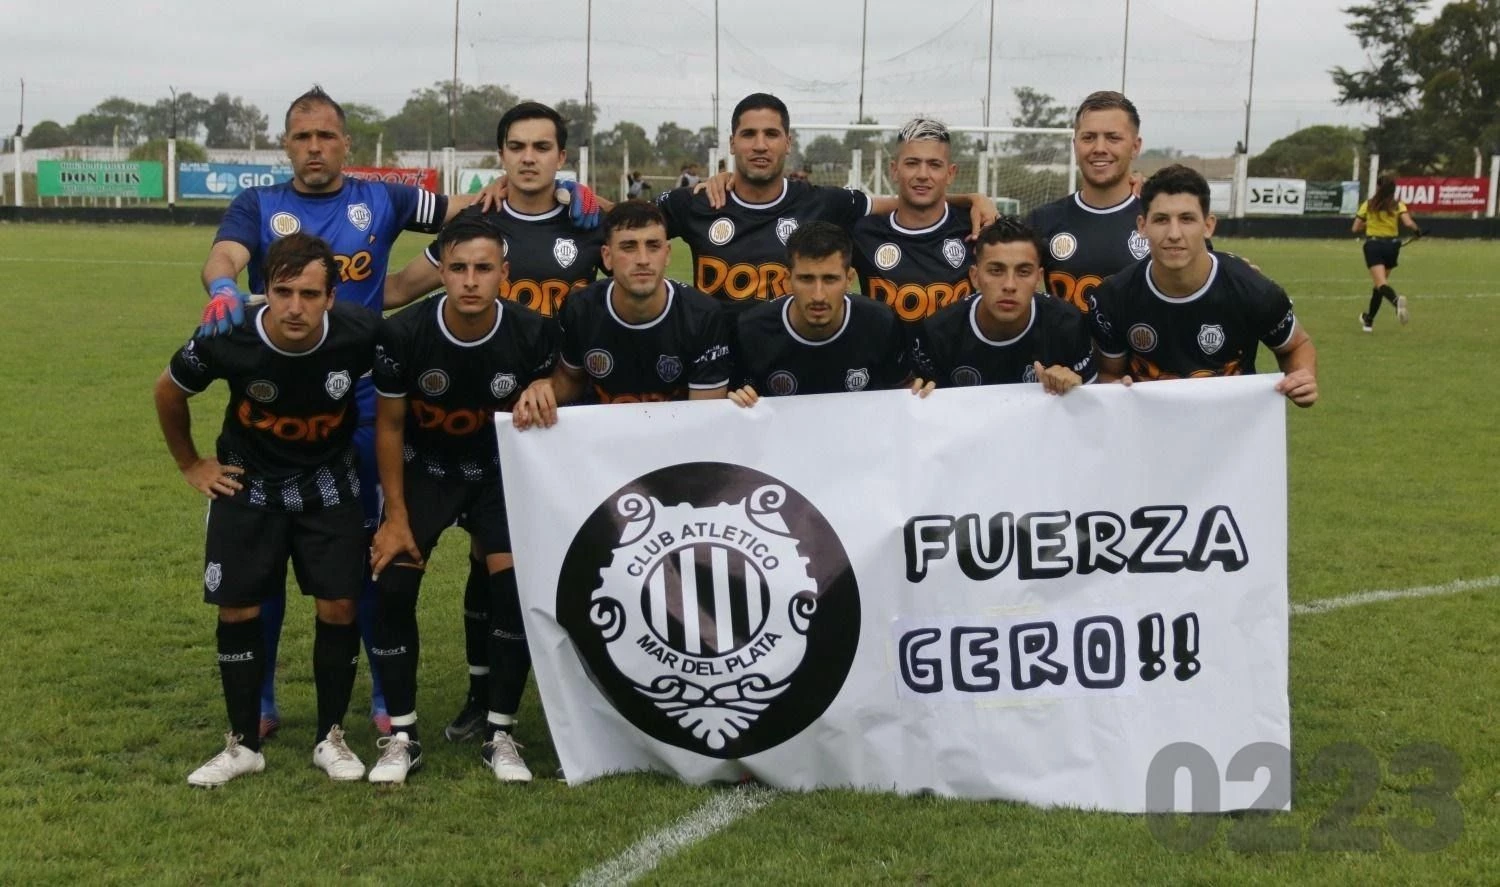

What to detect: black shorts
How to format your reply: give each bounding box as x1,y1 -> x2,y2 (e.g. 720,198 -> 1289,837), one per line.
203,500 -> 366,607
396,471 -> 511,560
1363,238 -> 1400,270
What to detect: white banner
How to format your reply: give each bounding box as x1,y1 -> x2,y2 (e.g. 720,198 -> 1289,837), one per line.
1245,177 -> 1307,215
499,377 -> 1290,812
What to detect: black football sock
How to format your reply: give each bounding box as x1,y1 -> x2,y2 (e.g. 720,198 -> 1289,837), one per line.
371,567 -> 422,725
1367,288 -> 1383,320
313,618 -> 361,743
217,617 -> 265,752
1382,284 -> 1399,306
463,554 -> 490,704
487,568 -> 531,722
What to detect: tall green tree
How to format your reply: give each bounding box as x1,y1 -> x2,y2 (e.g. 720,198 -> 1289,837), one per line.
70,97 -> 147,146
383,81 -> 521,151
1008,86 -> 1070,162
25,120 -> 70,149
202,94 -> 268,149
1250,125 -> 1365,179
1332,0 -> 1500,173
341,102 -> 386,165
554,99 -> 596,149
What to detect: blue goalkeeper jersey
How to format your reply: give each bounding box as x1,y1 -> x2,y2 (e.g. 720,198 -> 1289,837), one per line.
214,178 -> 447,312
214,178 -> 448,424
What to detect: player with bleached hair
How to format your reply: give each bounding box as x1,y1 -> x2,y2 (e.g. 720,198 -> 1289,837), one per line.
850,117 -> 976,325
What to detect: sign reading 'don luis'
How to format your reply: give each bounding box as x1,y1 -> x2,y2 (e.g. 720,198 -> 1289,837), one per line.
38,160 -> 163,198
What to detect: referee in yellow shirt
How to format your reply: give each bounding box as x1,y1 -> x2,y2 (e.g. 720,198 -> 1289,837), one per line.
1353,174 -> 1422,332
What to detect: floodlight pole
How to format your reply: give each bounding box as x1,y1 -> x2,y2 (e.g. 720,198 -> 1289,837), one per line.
713,0 -> 720,151
450,0 -> 459,149
584,0 -> 593,184
1121,0 -> 1131,91
857,0 -> 868,122
983,0 -> 995,153
1241,0 -> 1260,155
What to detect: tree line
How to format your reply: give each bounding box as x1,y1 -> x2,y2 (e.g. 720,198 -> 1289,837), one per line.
14,0 -> 1495,183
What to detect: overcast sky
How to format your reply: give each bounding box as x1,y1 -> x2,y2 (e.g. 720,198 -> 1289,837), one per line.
0,0 -> 1406,156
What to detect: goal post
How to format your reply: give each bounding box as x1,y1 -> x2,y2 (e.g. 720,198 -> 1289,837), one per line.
791,123 -> 1077,217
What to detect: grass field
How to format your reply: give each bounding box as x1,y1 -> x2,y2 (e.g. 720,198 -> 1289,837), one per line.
1,223 -> 1497,885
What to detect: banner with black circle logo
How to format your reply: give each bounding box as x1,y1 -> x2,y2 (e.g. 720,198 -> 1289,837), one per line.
498,376 -> 1289,811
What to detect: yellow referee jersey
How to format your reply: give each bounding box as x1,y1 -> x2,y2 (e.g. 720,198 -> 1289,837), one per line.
1356,200 -> 1408,238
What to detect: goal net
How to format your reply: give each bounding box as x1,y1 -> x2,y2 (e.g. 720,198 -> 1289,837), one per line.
788,124 -> 1076,217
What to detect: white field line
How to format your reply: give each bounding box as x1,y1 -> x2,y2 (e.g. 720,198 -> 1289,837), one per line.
1291,574 -> 1500,615
573,785 -> 775,887
573,575 -> 1498,884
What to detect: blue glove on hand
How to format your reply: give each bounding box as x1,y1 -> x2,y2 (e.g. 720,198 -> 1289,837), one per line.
197,277 -> 249,338
556,179 -> 602,230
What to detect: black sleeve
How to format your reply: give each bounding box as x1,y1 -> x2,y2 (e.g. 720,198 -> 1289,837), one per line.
1247,278 -> 1297,350
557,298 -> 586,369
655,188 -> 693,240
373,318 -> 408,397
908,319 -> 938,384
166,335 -> 220,394
1059,308 -> 1098,383
821,186 -> 871,228
877,315 -> 914,389
688,306 -> 732,390
1088,279 -> 1127,358
529,317 -> 562,381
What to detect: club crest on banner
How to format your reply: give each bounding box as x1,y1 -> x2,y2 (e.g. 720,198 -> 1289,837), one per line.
775,217 -> 799,244
347,203 -> 372,232
553,237 -> 579,269
324,370 -> 352,400
942,238 -> 967,269
708,218 -> 735,245
845,367 -> 870,391
1197,323 -> 1226,355
656,354 -> 683,383
557,463 -> 859,757
491,372 -> 518,399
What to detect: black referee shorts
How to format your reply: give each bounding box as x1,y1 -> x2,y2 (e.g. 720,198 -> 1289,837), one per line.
1363,238 -> 1400,270
202,499 -> 366,607
393,471 -> 511,561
